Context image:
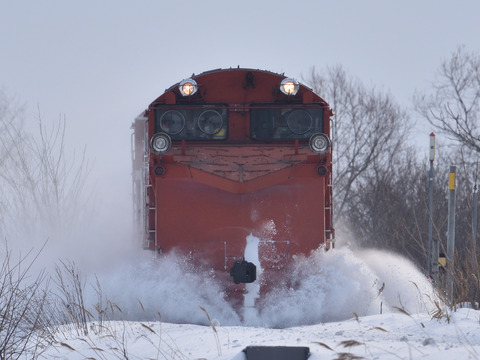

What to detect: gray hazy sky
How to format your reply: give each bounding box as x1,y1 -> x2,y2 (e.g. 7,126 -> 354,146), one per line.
1,1 -> 479,203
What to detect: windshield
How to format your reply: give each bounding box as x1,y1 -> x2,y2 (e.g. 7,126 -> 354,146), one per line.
250,104 -> 324,140
154,105 -> 228,141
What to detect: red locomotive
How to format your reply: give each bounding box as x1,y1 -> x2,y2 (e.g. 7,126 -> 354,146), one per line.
132,68 -> 333,306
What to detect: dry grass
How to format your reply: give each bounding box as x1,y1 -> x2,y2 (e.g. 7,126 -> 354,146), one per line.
199,306 -> 222,356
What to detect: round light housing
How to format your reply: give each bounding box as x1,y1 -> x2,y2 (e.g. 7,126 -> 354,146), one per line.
198,110 -> 223,135
287,109 -> 313,134
154,167 -> 165,176
150,132 -> 171,154
179,79 -> 198,96
317,166 -> 328,176
280,78 -> 299,95
309,133 -> 331,154
160,110 -> 185,134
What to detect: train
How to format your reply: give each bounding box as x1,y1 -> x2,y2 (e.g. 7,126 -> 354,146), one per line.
131,68 -> 334,307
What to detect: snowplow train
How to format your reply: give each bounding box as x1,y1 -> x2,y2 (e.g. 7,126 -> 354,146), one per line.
132,68 -> 333,307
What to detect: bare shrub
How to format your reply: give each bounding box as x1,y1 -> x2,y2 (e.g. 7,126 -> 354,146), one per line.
0,245 -> 53,359
52,260 -> 91,336
441,249 -> 480,309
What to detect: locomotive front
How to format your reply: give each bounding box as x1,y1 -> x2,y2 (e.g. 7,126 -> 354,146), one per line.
132,68 -> 333,304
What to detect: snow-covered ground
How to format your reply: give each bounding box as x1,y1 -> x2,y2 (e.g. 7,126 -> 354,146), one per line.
38,308 -> 480,359
25,246 -> 480,359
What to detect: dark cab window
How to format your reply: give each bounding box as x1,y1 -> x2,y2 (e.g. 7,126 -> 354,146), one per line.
250,104 -> 324,140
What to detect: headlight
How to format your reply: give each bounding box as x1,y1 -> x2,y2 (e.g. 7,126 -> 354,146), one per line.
280,78 -> 299,95
309,133 -> 331,154
179,79 -> 198,96
150,132 -> 171,154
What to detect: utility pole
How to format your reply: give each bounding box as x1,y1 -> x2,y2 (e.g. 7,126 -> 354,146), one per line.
428,133 -> 437,279
447,165 -> 456,304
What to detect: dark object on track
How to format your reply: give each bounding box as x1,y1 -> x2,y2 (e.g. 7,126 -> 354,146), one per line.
243,346 -> 310,360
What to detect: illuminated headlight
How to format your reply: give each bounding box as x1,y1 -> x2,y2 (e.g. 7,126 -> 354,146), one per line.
309,133 -> 331,154
179,79 -> 198,96
280,78 -> 299,95
150,132 -> 171,154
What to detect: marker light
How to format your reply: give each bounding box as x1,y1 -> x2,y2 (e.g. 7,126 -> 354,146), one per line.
150,132 -> 171,154
280,78 -> 299,95
317,166 -> 328,176
179,79 -> 198,96
309,133 -> 331,154
154,167 -> 165,176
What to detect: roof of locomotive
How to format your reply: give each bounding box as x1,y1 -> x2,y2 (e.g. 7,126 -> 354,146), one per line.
150,68 -> 329,107
194,67 -> 281,76
166,67 -> 308,89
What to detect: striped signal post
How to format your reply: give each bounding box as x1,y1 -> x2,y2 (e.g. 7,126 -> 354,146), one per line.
472,164 -> 478,306
447,165 -> 456,304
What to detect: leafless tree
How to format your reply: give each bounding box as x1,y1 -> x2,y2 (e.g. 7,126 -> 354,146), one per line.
0,90 -> 96,357
304,62 -> 480,305
303,65 -> 411,219
0,92 -> 26,232
0,90 -> 91,238
412,45 -> 480,301
415,45 -> 480,153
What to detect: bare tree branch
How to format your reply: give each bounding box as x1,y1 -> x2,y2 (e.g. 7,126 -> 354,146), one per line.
303,65 -> 410,218
0,91 -> 92,238
415,45 -> 480,153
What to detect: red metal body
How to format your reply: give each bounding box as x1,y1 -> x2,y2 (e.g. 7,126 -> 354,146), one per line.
132,68 -> 333,300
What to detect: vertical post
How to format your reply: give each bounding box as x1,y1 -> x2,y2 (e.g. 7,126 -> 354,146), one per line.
472,171 -> 478,306
447,165 -> 456,304
428,133 -> 436,279
473,164 -> 478,268
474,189 -> 478,253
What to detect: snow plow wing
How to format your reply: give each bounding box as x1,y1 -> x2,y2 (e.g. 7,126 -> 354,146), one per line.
243,346 -> 310,360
